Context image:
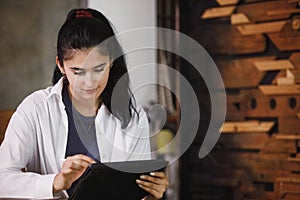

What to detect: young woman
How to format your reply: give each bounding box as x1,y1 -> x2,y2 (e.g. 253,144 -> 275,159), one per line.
0,8 -> 168,199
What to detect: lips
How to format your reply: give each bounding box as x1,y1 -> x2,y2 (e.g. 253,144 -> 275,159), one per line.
83,88 -> 97,94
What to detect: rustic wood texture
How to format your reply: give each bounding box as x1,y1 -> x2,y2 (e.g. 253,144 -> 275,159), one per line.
231,13 -> 250,25
201,6 -> 236,19
180,0 -> 300,199
221,121 -> 274,133
237,1 -> 297,22
289,52 -> 300,69
237,21 -> 287,35
216,0 -> 239,6
267,16 -> 300,51
216,56 -> 275,88
190,24 -> 266,55
0,110 -> 14,144
279,116 -> 300,134
259,85 -> 300,96
254,60 -> 295,71
240,89 -> 300,117
217,133 -> 269,150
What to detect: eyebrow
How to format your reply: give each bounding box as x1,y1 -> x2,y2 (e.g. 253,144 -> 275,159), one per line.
70,63 -> 107,71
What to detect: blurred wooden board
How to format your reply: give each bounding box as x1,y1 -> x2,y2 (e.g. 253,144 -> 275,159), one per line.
237,1 -> 297,22
246,168 -> 292,183
267,16 -> 300,51
231,13 -> 250,25
245,191 -> 278,200
190,24 -> 266,55
237,21 -> 286,35
274,180 -> 300,198
261,135 -> 297,154
0,109 -> 14,144
279,117 -> 300,134
240,89 -> 300,118
216,56 -> 274,88
280,194 -> 300,200
217,133 -> 269,150
211,151 -> 300,171
202,6 -> 235,19
276,134 -> 300,140
290,52 -> 300,69
221,121 -> 274,133
254,60 -> 295,71
259,85 -> 300,96
217,0 -> 239,6
267,8 -> 300,16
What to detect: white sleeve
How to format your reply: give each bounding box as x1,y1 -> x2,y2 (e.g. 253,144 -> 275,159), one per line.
0,100 -> 56,199
126,107 -> 152,161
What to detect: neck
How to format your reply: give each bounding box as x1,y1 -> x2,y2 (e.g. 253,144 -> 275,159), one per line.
67,87 -> 100,117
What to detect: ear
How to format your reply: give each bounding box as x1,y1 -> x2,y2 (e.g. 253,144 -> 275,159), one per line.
56,56 -> 65,74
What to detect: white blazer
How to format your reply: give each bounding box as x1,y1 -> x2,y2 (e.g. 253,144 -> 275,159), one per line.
0,78 -> 151,199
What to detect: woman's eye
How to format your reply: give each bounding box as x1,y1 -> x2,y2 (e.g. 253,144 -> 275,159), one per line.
74,71 -> 85,75
94,69 -> 104,73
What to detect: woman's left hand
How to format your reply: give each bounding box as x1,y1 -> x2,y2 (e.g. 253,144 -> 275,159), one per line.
136,171 -> 169,200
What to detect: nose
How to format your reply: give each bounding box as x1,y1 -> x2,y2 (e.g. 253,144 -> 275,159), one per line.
84,71 -> 97,88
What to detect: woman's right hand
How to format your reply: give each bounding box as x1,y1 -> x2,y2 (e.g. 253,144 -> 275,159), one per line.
52,154 -> 95,193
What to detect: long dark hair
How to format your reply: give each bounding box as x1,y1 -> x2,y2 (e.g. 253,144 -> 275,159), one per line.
52,8 -> 138,128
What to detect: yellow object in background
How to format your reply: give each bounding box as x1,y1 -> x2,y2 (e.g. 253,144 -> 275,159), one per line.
156,129 -> 176,155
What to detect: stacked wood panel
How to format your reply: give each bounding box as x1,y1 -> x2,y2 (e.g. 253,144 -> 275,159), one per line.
179,0 -> 300,199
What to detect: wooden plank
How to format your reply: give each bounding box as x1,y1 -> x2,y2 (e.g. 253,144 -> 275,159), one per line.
254,60 -> 295,71
267,16 -> 300,51
259,85 -> 300,96
282,194 -> 300,200
237,21 -> 287,35
290,52 -> 300,69
245,191 -> 278,200
246,168 -> 292,183
226,103 -> 245,121
217,133 -> 269,150
216,56 -> 275,88
288,157 -> 300,162
274,181 -> 300,197
216,0 -> 239,6
210,151 -> 300,171
188,173 -> 240,187
261,135 -> 297,154
276,134 -> 300,140
221,121 -> 275,133
240,89 -> 300,118
279,116 -> 300,134
226,93 -> 245,121
201,6 -> 236,19
0,109 -> 14,144
268,32 -> 300,51
190,24 -> 266,55
237,1 -> 297,22
277,77 -> 295,85
231,13 -> 250,25
267,8 -> 300,16
277,69 -> 295,85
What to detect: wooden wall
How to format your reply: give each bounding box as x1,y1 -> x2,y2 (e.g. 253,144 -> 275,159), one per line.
180,0 -> 300,199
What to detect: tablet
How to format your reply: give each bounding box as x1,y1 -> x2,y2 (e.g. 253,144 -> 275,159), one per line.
69,159 -> 169,200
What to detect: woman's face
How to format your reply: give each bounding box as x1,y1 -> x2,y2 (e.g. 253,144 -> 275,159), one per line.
57,48 -> 111,103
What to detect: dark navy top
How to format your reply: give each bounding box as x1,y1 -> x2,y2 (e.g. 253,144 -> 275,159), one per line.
62,84 -> 100,196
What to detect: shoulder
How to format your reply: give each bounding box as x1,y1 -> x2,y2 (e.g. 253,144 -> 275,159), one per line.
15,85 -> 59,115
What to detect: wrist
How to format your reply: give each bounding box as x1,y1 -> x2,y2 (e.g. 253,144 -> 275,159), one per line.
53,173 -> 67,193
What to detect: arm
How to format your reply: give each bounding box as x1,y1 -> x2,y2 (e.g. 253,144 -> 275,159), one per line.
0,108 -> 56,199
